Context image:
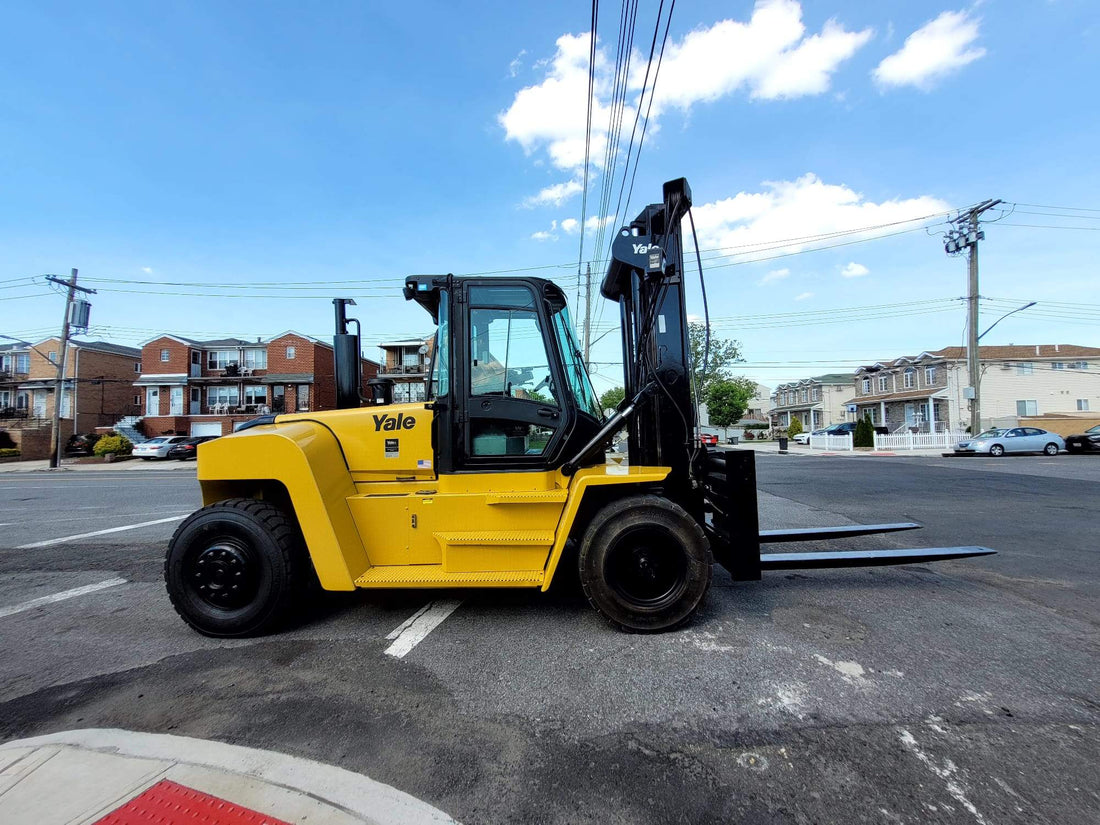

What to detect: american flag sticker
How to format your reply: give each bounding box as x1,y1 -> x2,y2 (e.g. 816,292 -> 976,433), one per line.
417,459 -> 432,469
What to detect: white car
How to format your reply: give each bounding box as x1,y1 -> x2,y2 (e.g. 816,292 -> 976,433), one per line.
793,432 -> 811,445
132,436 -> 189,460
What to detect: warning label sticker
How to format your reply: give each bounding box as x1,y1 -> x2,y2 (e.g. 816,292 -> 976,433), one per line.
385,438 -> 399,458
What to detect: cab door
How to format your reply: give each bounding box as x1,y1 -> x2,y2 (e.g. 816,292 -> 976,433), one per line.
456,282 -> 573,470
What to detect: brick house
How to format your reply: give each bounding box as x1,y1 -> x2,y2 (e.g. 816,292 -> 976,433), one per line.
848,344 -> 1100,433
135,331 -> 379,438
768,374 -> 855,431
0,337 -> 142,458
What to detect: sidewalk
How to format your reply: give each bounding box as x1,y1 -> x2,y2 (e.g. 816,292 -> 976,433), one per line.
0,459 -> 197,474
0,728 -> 457,825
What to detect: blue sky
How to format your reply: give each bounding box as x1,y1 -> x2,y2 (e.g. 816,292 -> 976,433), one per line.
2,0 -> 1098,393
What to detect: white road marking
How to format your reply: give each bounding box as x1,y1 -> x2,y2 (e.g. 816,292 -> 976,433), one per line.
15,516 -> 187,549
385,603 -> 433,640
899,729 -> 988,825
384,600 -> 462,659
0,577 -> 127,619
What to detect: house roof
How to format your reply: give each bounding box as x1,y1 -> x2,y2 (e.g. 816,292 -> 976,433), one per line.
857,344 -> 1100,372
844,388 -> 949,405
0,341 -> 30,352
773,372 -> 854,392
266,330 -> 330,347
70,339 -> 141,357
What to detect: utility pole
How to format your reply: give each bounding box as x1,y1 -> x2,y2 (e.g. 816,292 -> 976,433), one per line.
44,269 -> 96,469
583,262 -> 593,361
944,200 -> 1001,435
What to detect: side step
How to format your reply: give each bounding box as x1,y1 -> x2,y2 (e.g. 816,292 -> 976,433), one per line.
356,567 -> 545,588
760,546 -> 996,570
760,522 -> 921,543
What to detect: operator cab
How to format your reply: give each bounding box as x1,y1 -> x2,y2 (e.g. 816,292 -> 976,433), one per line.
404,274 -> 604,475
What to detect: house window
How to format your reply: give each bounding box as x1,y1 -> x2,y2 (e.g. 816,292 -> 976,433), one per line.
15,353 -> 29,373
133,394 -> 140,405
243,385 -> 267,405
207,386 -> 240,407
1052,362 -> 1065,370
903,369 -> 915,389
1015,400 -> 1038,416
1077,399 -> 1090,411
801,389 -> 808,403
925,367 -> 937,384
812,388 -> 820,401
134,362 -> 142,373
862,378 -> 871,394
243,348 -> 267,370
48,350 -> 57,362
207,350 -> 238,370
296,384 -> 310,411
286,346 -> 296,360
1070,361 -> 1089,369
878,376 -> 889,392
160,348 -> 170,362
1016,363 -> 1034,375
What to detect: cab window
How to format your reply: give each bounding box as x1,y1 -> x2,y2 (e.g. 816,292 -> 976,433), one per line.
468,286 -> 558,407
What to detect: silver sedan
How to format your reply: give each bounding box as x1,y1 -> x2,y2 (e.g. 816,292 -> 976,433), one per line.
953,427 -> 1065,457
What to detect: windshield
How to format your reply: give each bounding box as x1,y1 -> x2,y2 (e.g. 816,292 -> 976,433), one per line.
427,289 -> 449,400
1087,425 -> 1100,434
549,302 -> 602,420
973,429 -> 1007,440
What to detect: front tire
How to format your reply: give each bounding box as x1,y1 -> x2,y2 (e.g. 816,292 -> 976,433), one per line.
578,495 -> 712,633
165,498 -> 305,637
989,444 -> 1005,457
1043,443 -> 1059,456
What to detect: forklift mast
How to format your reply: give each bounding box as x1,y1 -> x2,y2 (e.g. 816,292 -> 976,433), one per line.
600,178 -> 700,517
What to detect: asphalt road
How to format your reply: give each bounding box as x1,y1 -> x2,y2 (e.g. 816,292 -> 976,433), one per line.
0,455 -> 1097,825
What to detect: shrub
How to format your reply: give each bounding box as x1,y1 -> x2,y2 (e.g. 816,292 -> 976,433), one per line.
854,417 -> 875,448
93,434 -> 133,457
0,448 -> 20,458
786,418 -> 803,437
743,431 -> 755,440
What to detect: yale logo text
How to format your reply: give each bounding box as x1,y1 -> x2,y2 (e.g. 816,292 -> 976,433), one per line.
374,413 -> 416,431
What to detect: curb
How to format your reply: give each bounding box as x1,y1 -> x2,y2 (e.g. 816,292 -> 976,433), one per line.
0,728 -> 457,825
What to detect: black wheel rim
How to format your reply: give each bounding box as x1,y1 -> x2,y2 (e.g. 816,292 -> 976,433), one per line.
604,526 -> 689,609
185,537 -> 260,610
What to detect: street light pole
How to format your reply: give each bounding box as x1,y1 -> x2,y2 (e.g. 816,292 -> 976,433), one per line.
42,269 -> 97,469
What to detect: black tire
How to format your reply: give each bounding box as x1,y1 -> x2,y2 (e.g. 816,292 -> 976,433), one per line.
989,444 -> 1005,457
1043,443 -> 1059,456
578,495 -> 712,633
165,498 -> 305,637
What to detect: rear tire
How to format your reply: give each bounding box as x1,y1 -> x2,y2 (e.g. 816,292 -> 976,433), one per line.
578,495 -> 711,633
165,498 -> 305,637
1043,443 -> 1059,456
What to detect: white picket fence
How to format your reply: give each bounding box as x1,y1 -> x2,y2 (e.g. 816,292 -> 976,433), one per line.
874,431 -> 968,451
808,434 -> 853,451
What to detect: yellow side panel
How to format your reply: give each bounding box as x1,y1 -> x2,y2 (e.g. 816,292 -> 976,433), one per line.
345,496 -> 413,565
198,421 -> 367,591
278,403 -> 435,481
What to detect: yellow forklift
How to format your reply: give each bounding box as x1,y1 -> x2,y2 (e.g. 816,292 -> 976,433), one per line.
165,178 -> 993,636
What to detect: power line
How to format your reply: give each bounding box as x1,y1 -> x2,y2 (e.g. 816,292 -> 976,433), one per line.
575,0 -> 600,317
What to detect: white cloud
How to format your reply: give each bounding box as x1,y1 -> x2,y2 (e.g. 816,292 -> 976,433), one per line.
557,214 -> 616,235
509,49 -> 527,78
688,173 -> 949,262
794,291 -> 814,301
530,220 -> 558,241
841,262 -> 869,278
501,2 -> 872,184
873,11 -> 985,90
141,266 -> 153,274
523,178 -> 584,208
759,267 -> 791,284
654,6 -> 872,107
559,218 -> 580,234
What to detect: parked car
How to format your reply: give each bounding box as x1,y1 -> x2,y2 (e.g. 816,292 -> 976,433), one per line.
793,430 -> 815,445
699,433 -> 718,446
64,432 -> 102,456
953,427 -> 1064,457
1065,424 -> 1100,453
132,435 -> 189,460
166,435 -> 218,460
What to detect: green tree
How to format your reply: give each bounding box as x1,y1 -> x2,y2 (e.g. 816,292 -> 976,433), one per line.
854,417 -> 875,448
787,417 -> 803,437
688,322 -> 743,397
599,386 -> 626,412
704,377 -> 757,431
